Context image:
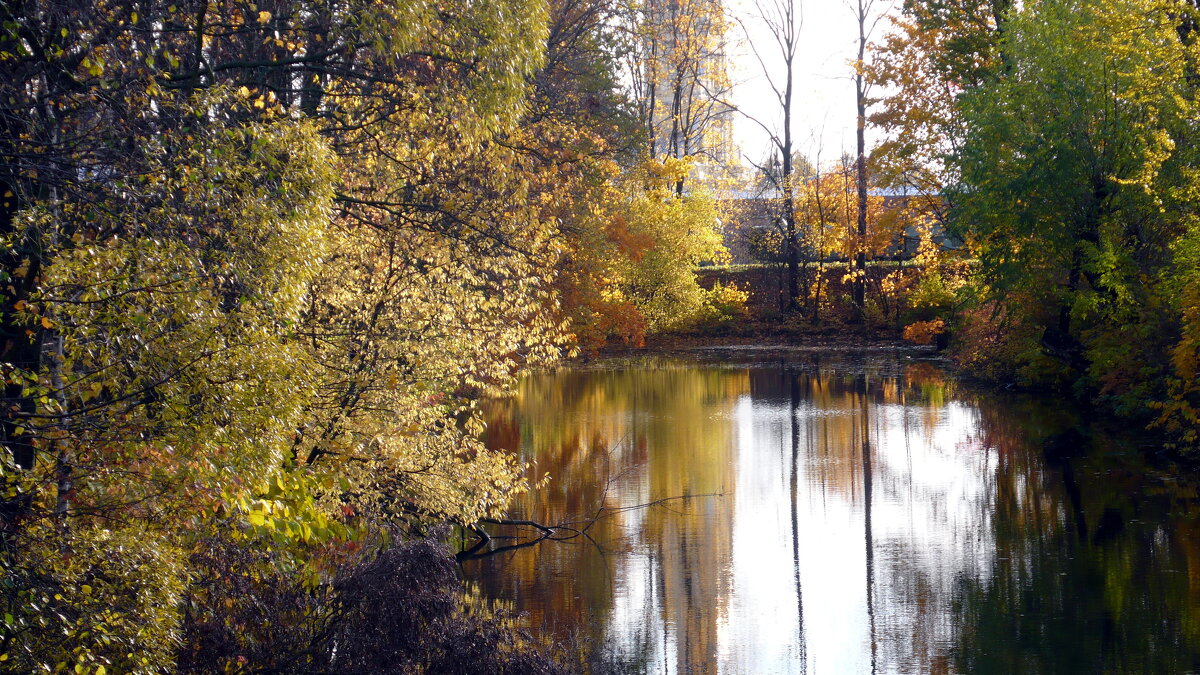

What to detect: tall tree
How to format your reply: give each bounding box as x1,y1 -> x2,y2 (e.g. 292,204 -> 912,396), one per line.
952,0 -> 1200,437
734,0 -> 805,312
623,0 -> 735,191
866,0 -> 1008,204
0,0 -> 567,668
849,0 -> 892,319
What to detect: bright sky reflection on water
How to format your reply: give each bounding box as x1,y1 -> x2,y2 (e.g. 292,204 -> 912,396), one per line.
466,350 -> 1200,674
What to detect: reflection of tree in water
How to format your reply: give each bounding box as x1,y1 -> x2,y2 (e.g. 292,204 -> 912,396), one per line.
954,529 -> 1200,674
474,362 -> 748,672
739,353 -> 979,674
952,404 -> 1200,674
469,354 -> 1200,674
757,353 -> 1181,674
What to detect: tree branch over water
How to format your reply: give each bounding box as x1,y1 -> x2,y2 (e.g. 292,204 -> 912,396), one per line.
455,492 -> 725,561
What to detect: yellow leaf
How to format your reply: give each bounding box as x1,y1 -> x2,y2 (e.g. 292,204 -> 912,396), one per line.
237,85 -> 250,98
258,10 -> 272,23
40,317 -> 53,329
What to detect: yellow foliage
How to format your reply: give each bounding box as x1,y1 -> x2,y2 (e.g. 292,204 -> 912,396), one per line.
902,318 -> 947,345
793,162 -> 912,261
552,157 -> 730,350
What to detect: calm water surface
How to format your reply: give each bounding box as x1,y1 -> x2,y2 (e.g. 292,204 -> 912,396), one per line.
463,348 -> 1200,674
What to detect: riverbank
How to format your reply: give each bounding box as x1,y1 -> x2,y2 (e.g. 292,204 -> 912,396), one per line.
597,327 -> 920,357
599,260 -> 922,355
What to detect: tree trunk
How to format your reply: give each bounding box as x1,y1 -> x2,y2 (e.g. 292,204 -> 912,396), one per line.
783,24 -> 799,313
853,0 -> 869,322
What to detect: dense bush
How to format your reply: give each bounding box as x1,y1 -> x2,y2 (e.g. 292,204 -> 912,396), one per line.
179,535 -> 566,675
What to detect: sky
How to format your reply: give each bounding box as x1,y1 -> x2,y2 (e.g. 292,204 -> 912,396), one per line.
724,0 -> 898,171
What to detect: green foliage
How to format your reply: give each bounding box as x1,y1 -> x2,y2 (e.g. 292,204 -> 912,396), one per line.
944,0 -> 1200,448
0,96 -> 338,671
905,271 -> 956,321
896,223 -> 966,331
555,157 -> 731,350
1152,223 -> 1200,446
39,107 -> 333,474
615,160 -> 727,332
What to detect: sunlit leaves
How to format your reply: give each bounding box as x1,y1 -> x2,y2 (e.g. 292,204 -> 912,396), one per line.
551,157 -> 730,350
1,94 -> 339,669
1,524 -> 188,672
0,0 -> 730,668
943,0 -> 1200,444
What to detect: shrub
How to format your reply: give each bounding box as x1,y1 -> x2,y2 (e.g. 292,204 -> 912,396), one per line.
177,533 -> 566,675
695,281 -> 750,328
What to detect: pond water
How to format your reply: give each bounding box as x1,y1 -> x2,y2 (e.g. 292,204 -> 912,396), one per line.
462,348 -> 1200,674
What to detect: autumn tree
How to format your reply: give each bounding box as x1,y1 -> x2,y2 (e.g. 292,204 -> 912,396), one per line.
849,0 -> 894,319
791,155 -> 910,322
948,0 -> 1200,449
867,0 -> 1009,211
533,0 -> 735,350
0,0 -> 572,668
735,0 -> 806,312
622,0 -> 736,191
0,0 -> 744,667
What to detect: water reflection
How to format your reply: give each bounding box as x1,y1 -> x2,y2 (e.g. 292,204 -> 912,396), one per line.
466,351 -> 1200,674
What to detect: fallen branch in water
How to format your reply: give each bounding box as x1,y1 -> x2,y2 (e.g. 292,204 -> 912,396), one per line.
455,492 -> 724,561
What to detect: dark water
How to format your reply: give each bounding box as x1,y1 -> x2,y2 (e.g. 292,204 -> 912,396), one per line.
463,348 -> 1200,674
